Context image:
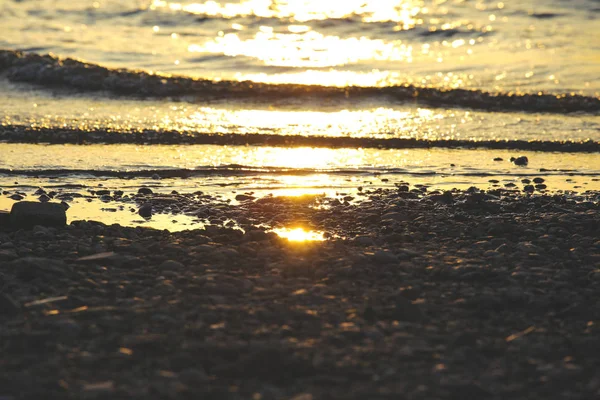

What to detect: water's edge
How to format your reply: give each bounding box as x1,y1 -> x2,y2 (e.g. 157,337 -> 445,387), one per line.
2,50 -> 599,114
2,125 -> 600,152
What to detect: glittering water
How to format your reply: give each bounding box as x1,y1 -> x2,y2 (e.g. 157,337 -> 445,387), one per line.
2,0 -> 599,94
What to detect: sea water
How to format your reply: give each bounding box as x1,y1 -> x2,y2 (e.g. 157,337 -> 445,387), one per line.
1,0 -> 599,229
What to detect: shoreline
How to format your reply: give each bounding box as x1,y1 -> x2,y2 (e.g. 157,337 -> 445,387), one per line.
2,125 -> 600,152
1,186 -> 599,399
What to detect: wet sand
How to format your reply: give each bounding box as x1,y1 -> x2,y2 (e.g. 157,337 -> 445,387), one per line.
1,186 -> 599,399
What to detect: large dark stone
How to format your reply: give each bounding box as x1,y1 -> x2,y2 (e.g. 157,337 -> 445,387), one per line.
0,210 -> 10,229
9,201 -> 67,229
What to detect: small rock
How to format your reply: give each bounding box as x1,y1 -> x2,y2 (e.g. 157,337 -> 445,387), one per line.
76,252 -> 139,266
138,203 -> 153,218
510,156 -> 529,166
533,177 -> 545,184
373,250 -> 398,264
159,260 -> 185,270
38,194 -> 50,202
355,236 -> 375,246
430,191 -> 454,204
535,184 -> 547,190
152,174 -> 161,180
235,194 -> 255,201
9,201 -> 67,229
523,185 -> 535,192
138,187 -> 153,195
9,194 -> 23,201
493,157 -> 503,161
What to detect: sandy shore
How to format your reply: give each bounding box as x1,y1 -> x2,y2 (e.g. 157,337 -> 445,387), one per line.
1,187 -> 599,399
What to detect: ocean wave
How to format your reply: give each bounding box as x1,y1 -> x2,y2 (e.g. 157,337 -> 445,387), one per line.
0,165 -> 598,179
1,124 -> 599,152
1,50 -> 599,114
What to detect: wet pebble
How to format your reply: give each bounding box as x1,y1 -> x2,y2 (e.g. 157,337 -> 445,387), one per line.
523,185 -> 535,192
138,203 -> 153,218
510,156 -> 529,166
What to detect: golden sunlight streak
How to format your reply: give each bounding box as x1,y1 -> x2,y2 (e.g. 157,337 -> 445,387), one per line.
152,0 -> 423,25
235,70 -> 398,87
178,107 -> 442,138
189,29 -> 413,68
273,227 -> 325,242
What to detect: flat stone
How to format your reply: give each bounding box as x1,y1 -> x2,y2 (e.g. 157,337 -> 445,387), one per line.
0,249 -> 19,261
9,201 -> 67,229
75,252 -> 139,266
5,257 -> 69,280
159,260 -> 185,270
235,194 -> 255,201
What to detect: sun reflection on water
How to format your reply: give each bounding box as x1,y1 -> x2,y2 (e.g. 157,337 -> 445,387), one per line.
179,107 -> 443,138
152,0 -> 481,87
273,227 -> 325,242
190,27 -> 414,69
151,0 -> 423,24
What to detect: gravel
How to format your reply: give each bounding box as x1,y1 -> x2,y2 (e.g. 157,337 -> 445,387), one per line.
0,186 -> 599,399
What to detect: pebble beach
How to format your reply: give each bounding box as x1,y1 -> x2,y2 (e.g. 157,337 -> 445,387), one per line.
2,0 -> 600,398
1,186 -> 599,399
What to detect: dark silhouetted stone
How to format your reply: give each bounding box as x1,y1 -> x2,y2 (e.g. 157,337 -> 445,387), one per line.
235,194 -> 255,201
138,187 -> 153,195
9,201 -> 67,229
510,156 -> 529,166
0,210 -> 10,228
138,203 -> 153,218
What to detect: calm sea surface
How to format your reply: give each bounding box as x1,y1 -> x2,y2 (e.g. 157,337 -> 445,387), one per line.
1,0 -> 599,228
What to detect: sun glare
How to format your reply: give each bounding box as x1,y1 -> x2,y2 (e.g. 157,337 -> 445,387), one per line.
178,107 -> 442,139
191,29 -> 413,68
151,0 -> 422,24
273,227 -> 326,242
